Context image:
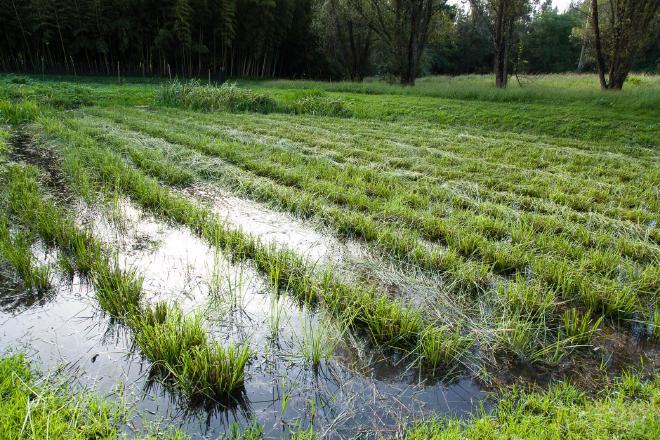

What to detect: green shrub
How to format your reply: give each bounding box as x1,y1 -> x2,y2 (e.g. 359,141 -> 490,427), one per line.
155,80 -> 278,113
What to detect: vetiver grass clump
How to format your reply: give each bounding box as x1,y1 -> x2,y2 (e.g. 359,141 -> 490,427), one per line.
155,80 -> 352,117
93,263 -> 144,319
155,80 -> 278,113
135,303 -> 250,397
286,90 -> 351,117
562,308 -> 603,345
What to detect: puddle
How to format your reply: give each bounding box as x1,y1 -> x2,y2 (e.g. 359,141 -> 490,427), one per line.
179,183 -> 450,308
0,194 -> 489,438
179,184 -> 358,268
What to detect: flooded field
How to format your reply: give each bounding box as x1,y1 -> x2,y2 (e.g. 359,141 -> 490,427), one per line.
0,77 -> 658,438
0,194 -> 487,438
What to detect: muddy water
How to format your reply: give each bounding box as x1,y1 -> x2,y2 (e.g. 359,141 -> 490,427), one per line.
0,195 -> 488,439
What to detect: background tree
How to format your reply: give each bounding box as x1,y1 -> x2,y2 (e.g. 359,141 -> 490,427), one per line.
590,0 -> 658,90
469,0 -> 533,88
316,0 -> 372,81
0,0 -> 656,81
0,0 -> 322,78
352,0 -> 448,85
426,5 -> 492,75
521,5 -> 581,72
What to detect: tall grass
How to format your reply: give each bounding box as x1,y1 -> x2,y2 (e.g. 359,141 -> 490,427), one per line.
155,80 -> 278,113
254,73 -> 660,111
155,80 -> 352,117
0,217 -> 50,290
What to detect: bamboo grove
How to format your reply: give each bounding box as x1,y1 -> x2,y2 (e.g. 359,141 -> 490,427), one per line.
0,0 -> 320,78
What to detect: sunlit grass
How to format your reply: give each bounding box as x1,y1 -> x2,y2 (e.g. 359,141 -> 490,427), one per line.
407,371 -> 660,439
135,303 -> 250,397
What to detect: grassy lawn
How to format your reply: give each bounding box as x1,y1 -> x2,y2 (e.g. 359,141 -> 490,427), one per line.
0,73 -> 657,438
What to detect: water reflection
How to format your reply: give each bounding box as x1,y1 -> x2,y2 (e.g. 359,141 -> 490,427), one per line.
0,196 -> 488,438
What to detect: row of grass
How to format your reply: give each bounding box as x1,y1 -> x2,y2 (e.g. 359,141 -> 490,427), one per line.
0,127 -> 51,290
79,108 -> 656,324
0,157 -> 249,401
121,106 -> 657,231
36,113 -> 474,371
57,110 -> 653,362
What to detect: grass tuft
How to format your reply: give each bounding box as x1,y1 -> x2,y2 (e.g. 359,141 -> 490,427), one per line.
0,98 -> 41,124
420,326 -> 472,371
0,218 -> 50,291
135,303 -> 250,397
93,263 -> 143,319
287,94 -> 351,117
562,308 -> 603,345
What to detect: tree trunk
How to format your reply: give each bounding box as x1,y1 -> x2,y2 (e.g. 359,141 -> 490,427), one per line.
591,0 -> 609,89
494,1 -> 509,88
576,44 -> 585,72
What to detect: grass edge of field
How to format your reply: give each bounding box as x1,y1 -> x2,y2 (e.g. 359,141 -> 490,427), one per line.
2,351 -> 656,440
0,352 -> 187,439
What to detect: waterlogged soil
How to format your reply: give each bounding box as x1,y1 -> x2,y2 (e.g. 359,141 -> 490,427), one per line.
0,195 -> 488,438
4,137 -> 657,437
9,131 -> 75,204
180,183 -> 450,309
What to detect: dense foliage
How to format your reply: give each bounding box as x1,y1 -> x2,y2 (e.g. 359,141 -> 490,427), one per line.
0,0 -> 656,80
0,0 -> 322,78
